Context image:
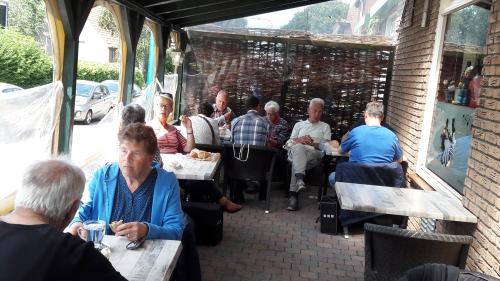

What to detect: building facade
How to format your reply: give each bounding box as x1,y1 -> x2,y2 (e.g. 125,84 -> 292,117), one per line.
388,0 -> 499,276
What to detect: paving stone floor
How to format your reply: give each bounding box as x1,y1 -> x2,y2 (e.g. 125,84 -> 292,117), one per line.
197,187 -> 365,281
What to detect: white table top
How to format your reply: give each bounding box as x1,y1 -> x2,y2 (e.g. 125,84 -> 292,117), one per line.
161,153 -> 221,180
334,182 -> 477,223
103,235 -> 182,281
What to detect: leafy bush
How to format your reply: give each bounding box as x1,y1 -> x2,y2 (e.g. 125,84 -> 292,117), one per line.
0,28 -> 52,88
77,61 -> 145,87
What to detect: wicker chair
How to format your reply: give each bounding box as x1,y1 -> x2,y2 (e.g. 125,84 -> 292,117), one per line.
364,223 -> 473,281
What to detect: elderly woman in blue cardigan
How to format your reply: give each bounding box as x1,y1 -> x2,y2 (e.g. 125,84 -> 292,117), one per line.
68,123 -> 184,241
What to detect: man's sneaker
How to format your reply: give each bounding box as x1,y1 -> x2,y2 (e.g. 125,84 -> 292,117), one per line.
296,179 -> 306,193
286,195 -> 298,211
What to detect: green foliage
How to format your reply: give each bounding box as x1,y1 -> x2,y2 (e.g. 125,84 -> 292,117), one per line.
213,18 -> 248,28
97,9 -> 174,78
77,61 -> 145,87
0,28 -> 52,88
7,0 -> 47,39
281,1 -> 348,34
165,49 -> 175,74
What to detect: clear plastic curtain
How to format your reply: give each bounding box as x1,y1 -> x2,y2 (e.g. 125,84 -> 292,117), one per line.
0,82 -> 63,199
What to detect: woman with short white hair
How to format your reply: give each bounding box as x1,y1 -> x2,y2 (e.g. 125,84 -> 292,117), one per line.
0,159 -> 126,281
264,100 -> 289,148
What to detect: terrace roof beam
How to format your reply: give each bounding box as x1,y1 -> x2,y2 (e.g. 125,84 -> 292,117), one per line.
171,0 -> 326,27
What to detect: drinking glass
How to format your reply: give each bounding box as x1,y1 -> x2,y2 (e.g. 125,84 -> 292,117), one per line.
78,220 -> 106,250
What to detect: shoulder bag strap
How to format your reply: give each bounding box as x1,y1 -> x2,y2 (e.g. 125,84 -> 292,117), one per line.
199,115 -> 216,145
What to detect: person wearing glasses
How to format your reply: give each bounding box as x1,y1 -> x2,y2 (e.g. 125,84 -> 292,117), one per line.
148,92 -> 195,154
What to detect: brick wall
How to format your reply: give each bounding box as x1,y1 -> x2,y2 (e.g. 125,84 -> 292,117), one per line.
386,0 -> 439,173
388,0 -> 500,276
461,0 -> 500,276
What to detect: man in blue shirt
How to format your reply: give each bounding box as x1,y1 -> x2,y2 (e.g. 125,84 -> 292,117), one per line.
329,102 -> 403,186
231,96 -> 270,146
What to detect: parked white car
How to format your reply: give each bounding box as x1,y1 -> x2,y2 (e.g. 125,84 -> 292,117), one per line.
101,80 -> 141,106
74,80 -> 113,125
0,82 -> 23,93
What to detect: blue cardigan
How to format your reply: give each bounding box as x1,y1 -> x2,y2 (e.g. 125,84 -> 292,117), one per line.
71,162 -> 185,240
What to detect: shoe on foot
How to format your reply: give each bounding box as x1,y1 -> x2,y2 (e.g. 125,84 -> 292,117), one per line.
286,195 -> 298,211
296,179 -> 306,193
224,200 -> 243,213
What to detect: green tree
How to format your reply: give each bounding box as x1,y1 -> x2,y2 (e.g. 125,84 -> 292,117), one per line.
7,0 -> 47,39
281,1 -> 348,34
213,18 -> 248,28
0,29 -> 52,88
98,9 -> 174,80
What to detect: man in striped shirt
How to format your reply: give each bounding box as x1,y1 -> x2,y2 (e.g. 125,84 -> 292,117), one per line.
231,95 -> 270,146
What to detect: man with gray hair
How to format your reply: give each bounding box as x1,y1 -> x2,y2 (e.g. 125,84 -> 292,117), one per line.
0,159 -> 126,281
211,90 -> 234,127
328,102 -> 403,187
264,100 -> 289,148
337,101 -> 402,163
286,98 -> 331,211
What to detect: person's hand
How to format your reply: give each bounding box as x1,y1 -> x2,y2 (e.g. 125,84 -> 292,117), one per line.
223,123 -> 231,129
296,135 -> 313,145
330,140 -> 340,148
115,222 -> 148,241
268,138 -> 278,147
67,222 -> 83,236
180,115 -> 192,130
223,111 -> 233,121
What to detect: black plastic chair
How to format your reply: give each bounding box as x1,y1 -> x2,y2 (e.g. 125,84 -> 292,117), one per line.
335,161 -> 407,237
364,223 -> 473,281
223,144 -> 277,213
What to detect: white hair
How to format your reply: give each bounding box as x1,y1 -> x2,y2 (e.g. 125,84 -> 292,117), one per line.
15,159 -> 85,224
264,101 -> 280,113
309,98 -> 325,108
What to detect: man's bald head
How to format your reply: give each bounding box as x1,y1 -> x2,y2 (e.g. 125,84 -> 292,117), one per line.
215,90 -> 229,112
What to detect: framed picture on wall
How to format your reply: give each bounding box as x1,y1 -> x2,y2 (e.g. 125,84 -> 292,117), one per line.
401,0 -> 414,29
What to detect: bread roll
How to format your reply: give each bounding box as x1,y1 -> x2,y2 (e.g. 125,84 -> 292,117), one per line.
110,220 -> 123,233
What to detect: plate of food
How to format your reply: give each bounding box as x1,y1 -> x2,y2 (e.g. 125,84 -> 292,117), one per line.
189,149 -> 220,161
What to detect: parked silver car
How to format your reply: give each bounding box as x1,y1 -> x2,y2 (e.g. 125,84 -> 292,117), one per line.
101,80 -> 141,107
0,82 -> 23,93
74,80 -> 113,125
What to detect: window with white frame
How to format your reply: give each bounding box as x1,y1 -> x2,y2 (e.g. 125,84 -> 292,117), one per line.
424,2 -> 490,194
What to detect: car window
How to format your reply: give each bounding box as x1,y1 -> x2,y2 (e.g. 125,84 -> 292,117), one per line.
102,86 -> 109,95
76,84 -> 93,97
3,87 -> 20,93
104,82 -> 118,93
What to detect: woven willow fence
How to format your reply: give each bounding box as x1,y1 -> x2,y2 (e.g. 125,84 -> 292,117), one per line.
179,27 -> 395,139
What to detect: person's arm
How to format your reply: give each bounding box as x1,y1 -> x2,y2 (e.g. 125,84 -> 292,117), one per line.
212,120 -> 221,145
275,121 -> 289,147
339,131 -> 354,154
323,124 -> 332,141
75,238 -> 127,281
289,122 -> 312,145
145,177 -> 185,240
393,137 -> 404,163
180,116 -> 195,153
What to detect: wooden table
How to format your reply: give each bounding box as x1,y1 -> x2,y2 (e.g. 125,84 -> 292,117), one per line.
161,153 -> 221,180
334,182 -> 477,223
103,235 -> 182,281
